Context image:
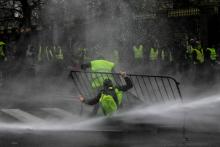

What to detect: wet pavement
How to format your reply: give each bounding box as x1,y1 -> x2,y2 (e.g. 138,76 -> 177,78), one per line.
0,126 -> 220,147
1,80 -> 220,147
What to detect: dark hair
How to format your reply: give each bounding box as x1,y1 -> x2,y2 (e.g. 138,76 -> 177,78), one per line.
103,79 -> 113,88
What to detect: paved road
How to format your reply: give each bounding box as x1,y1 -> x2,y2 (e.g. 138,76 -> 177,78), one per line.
0,79 -> 220,146
0,106 -> 218,147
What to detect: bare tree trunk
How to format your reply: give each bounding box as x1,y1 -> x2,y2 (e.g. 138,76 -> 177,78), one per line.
20,0 -> 32,27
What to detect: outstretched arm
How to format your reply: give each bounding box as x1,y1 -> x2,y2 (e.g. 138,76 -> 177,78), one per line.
79,93 -> 102,105
117,72 -> 133,91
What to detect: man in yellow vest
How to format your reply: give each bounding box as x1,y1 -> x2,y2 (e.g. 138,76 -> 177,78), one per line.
81,56 -> 115,88
81,56 -> 116,115
149,47 -> 159,61
192,42 -> 204,65
0,41 -> 6,61
0,41 -> 6,86
53,46 -> 64,61
206,47 -> 217,64
53,45 -> 64,76
80,71 -> 133,116
149,47 -> 159,73
161,49 -> 166,62
133,44 -> 144,64
204,46 -> 218,84
191,41 -> 204,84
160,49 -> 169,74
37,45 -> 53,63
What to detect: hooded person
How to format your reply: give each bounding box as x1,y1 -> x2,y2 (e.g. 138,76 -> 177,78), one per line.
80,71 -> 133,116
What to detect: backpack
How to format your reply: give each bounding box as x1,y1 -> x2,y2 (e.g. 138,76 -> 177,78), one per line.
99,88 -> 120,116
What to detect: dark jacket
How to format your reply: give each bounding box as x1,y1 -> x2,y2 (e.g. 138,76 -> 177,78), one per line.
84,76 -> 133,105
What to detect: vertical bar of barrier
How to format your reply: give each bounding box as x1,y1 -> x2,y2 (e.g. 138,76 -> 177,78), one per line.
89,72 -> 99,91
142,76 -> 154,103
154,77 -> 164,102
112,72 -> 120,85
99,72 -> 107,87
175,81 -> 183,102
79,72 -> 92,97
167,78 -> 176,100
71,72 -> 83,95
75,72 -> 89,97
147,77 -> 159,102
129,75 -> 141,102
83,72 -> 93,96
161,77 -> 170,101
135,76 -> 145,102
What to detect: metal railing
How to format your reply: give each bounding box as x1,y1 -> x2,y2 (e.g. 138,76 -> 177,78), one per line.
70,70 -> 182,107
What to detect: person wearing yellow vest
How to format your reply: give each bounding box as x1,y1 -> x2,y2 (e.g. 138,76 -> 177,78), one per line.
207,47 -> 217,63
81,57 -> 115,89
161,49 -> 165,61
80,71 -> 133,116
133,45 -> 144,62
192,47 -> 204,64
0,41 -> 6,86
81,57 -> 116,115
149,47 -> 159,61
160,49 -> 173,62
149,47 -> 159,73
53,46 -> 64,61
0,41 -> 6,61
204,46 -> 217,84
191,41 -> 205,84
51,45 -> 64,76
37,45 -> 53,62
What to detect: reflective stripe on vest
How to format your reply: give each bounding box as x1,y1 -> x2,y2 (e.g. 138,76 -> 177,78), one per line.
91,60 -> 115,88
193,48 -> 204,64
207,48 -> 217,61
133,45 -> 143,59
150,48 -> 158,61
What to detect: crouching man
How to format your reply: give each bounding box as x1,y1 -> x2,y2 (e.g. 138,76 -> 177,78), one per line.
79,72 -> 133,116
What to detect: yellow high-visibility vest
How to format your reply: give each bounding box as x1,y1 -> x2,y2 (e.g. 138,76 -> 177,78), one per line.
133,45 -> 143,59
192,48 -> 204,64
150,48 -> 158,61
207,48 -> 217,61
90,60 -> 115,88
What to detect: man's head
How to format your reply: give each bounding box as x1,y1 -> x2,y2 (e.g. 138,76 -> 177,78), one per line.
103,79 -> 113,89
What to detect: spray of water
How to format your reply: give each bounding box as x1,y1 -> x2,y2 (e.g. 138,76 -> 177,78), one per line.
114,94 -> 220,132
1,94 -> 220,134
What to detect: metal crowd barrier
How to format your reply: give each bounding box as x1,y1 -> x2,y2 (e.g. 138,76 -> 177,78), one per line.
70,70 -> 182,108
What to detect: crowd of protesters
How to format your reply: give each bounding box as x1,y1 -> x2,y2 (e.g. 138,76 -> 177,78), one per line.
0,35 -> 220,87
